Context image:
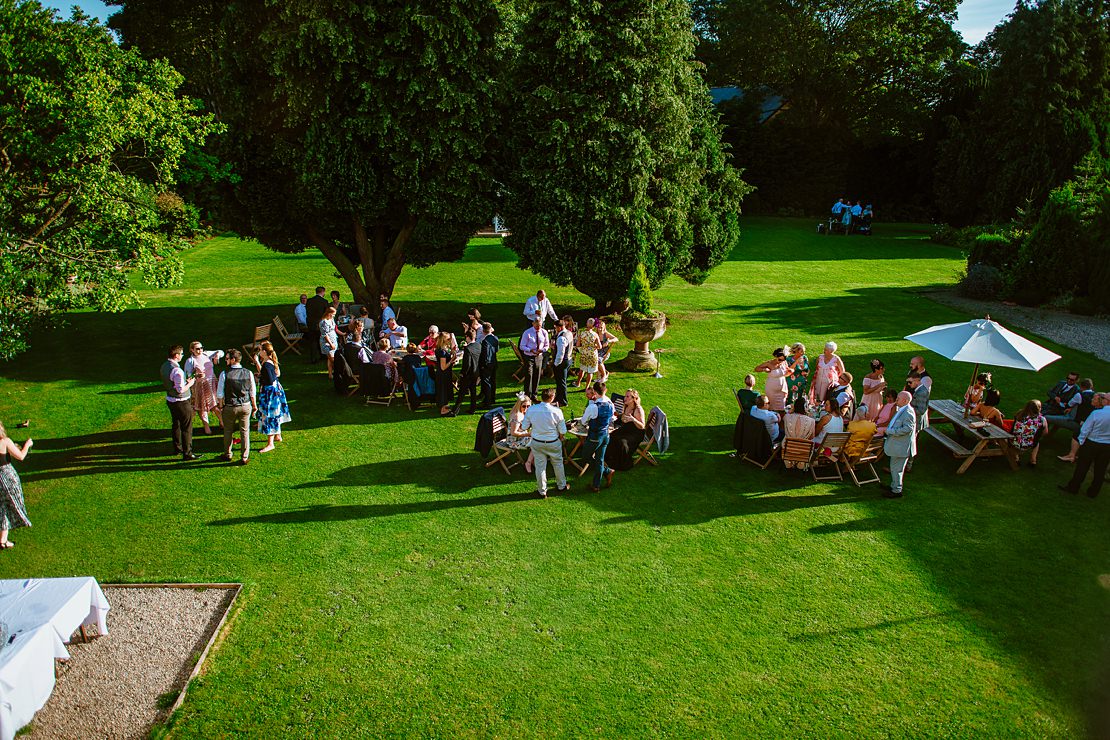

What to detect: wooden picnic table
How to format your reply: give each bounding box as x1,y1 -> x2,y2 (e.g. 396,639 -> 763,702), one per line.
926,399 -> 1019,474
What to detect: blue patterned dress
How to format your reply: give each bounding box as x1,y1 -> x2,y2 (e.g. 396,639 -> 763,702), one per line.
257,362 -> 292,435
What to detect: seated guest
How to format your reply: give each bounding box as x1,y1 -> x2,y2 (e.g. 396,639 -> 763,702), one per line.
973,388 -> 1006,428
606,388 -> 648,472
873,389 -> 900,436
1012,399 -> 1047,467
345,318 -> 369,349
508,393 -> 535,473
1045,372 -> 1081,416
813,399 -> 845,446
371,339 -> 398,384
357,305 -> 374,335
737,374 -> 760,413
400,343 -> 425,375
329,290 -> 347,318
1057,379 -> 1097,462
964,372 -> 992,412
843,414 -> 878,458
748,395 -> 782,443
378,294 -> 397,328
827,371 -> 855,403
380,317 -> 408,349
294,293 -> 308,332
782,397 -> 816,469
420,325 -> 440,354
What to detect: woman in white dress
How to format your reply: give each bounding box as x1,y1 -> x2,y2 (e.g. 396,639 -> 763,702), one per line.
184,342 -> 224,435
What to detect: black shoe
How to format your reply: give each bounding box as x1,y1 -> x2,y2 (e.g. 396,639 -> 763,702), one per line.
182,453 -> 199,461
536,490 -> 547,499
1086,490 -> 1099,498
557,483 -> 571,493
882,489 -> 903,499
1058,484 -> 1079,494
879,483 -> 892,492
446,410 -> 459,417
214,454 -> 233,462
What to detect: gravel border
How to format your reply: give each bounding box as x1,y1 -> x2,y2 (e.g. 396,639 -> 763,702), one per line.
922,290 -> 1110,362
26,585 -> 237,740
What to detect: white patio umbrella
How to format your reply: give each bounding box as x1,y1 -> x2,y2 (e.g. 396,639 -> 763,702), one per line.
904,315 -> 1061,389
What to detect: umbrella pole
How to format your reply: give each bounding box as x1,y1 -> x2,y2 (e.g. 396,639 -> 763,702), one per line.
965,362 -> 979,417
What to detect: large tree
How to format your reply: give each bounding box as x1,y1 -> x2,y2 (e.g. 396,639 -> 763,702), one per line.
0,0 -> 216,359
111,0 -> 502,305
504,0 -> 749,310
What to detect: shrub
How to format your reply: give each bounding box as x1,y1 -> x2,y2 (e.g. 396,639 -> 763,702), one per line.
156,191 -> 205,239
958,264 -> 1005,300
968,232 -> 1020,270
628,263 -> 655,317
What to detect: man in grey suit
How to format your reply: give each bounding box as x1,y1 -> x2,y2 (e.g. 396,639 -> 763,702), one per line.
882,391 -> 917,499
905,373 -> 930,472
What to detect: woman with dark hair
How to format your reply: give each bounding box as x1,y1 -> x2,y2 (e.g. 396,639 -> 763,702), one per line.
861,359 -> 886,421
435,332 -> 457,416
963,372 -> 992,412
252,341 -> 291,454
813,398 -> 845,445
0,420 -> 32,550
1012,399 -> 1048,467
873,388 -> 900,436
754,347 -> 792,412
973,388 -> 1006,428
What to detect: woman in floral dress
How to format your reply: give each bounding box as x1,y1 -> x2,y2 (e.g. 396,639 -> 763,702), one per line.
251,342 -> 291,454
184,341 -> 224,434
0,421 -> 33,550
1012,399 -> 1047,467
576,319 -> 602,390
785,342 -> 809,408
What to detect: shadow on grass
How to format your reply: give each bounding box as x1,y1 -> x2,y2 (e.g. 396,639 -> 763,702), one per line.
726,220 -> 945,263
787,609 -> 964,642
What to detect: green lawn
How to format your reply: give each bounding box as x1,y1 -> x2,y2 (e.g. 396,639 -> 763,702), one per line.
2,217 -> 1108,737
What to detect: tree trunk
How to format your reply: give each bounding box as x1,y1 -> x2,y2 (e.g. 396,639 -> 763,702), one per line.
592,296 -> 630,315
305,215 -> 418,305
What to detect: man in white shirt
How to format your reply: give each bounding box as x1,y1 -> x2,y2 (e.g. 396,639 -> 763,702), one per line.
519,318 -> 550,401
552,317 -> 574,407
215,349 -> 258,465
380,317 -> 408,349
521,387 -> 570,498
294,293 -> 308,332
160,345 -> 197,460
1060,393 -> 1110,498
522,289 -> 558,327
748,395 -> 782,443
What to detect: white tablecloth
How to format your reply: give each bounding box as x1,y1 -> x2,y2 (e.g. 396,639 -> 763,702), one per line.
0,625 -> 68,740
0,577 -> 110,642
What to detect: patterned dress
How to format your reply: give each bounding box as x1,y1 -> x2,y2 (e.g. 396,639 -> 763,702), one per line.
1012,414 -> 1045,450
257,362 -> 292,435
0,451 -> 31,532
786,355 -> 809,407
184,349 -> 222,416
577,329 -> 600,373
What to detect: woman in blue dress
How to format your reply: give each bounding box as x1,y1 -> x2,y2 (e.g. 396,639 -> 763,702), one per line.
252,342 -> 291,453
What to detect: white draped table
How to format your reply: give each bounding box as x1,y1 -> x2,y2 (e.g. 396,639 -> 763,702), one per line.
0,578 -> 111,740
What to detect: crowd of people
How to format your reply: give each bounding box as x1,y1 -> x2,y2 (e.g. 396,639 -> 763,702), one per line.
739,342 -> 1110,499
827,198 -> 874,235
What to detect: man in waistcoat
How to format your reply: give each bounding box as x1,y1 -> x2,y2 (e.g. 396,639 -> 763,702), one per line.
579,381 -> 615,492
215,349 -> 257,465
161,345 -> 197,460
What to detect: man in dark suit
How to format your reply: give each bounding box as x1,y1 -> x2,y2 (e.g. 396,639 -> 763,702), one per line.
478,322 -> 499,407
1045,372 -> 1080,415
450,329 -> 481,416
305,286 -> 329,363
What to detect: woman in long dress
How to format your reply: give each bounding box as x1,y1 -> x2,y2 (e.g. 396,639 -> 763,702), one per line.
0,421 -> 33,550
435,332 -> 457,416
576,319 -> 602,390
861,359 -> 887,421
595,319 -> 619,384
319,307 -> 339,379
811,341 -> 845,403
606,388 -> 648,471
753,347 -> 791,412
184,342 -> 224,434
785,342 -> 809,408
252,342 -> 291,454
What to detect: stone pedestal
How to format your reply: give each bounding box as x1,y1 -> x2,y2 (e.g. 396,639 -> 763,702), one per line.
619,313 -> 666,373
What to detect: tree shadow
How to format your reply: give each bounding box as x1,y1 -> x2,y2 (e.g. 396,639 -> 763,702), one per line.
808,516 -> 891,535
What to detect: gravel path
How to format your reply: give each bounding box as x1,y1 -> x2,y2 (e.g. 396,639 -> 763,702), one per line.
924,290 -> 1110,362
27,586 -> 235,740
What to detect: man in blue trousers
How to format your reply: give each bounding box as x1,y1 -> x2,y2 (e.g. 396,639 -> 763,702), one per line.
579,381 -> 615,493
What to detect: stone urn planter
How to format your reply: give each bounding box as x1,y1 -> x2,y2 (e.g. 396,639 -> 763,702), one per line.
619,312 -> 666,372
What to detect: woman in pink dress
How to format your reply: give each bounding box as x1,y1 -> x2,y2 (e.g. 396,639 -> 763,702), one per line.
811,341 -> 845,403
183,341 -> 223,435
873,389 -> 900,436
754,347 -> 792,412
861,359 -> 887,421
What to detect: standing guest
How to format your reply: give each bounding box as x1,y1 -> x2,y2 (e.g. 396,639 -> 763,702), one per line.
420,325 -> 441,354
906,356 -> 933,392
595,318 -> 619,384
161,345 -> 197,461
972,388 -> 1005,428
785,343 -> 809,408
873,388 -> 901,436
329,290 -> 347,318
523,289 -> 558,327
749,395 -> 783,443
753,347 -> 791,413
215,349 -> 257,465
435,332 -> 457,416
462,309 -> 483,343
552,317 -> 575,407
861,360 -> 886,421
294,293 -> 309,332
378,294 -> 397,328
737,374 -> 760,413
450,329 -> 481,416
575,318 -> 602,391
371,339 -> 398,383
380,317 -> 408,350
811,342 -> 845,403
0,421 -> 33,550
963,372 -> 992,413
521,387 -> 570,498
305,286 -> 329,363
184,342 -> 224,435
520,318 -> 549,401
357,305 -> 374,336
251,341 -> 291,454
606,387 -> 648,471
1045,372 -> 1081,415
508,393 -> 536,474
1059,393 -> 1110,498
479,322 -> 499,407
881,391 -> 917,498
1012,399 -> 1047,467
319,307 -> 340,379
1057,379 -> 1097,462
578,381 -> 615,492
905,373 -> 931,472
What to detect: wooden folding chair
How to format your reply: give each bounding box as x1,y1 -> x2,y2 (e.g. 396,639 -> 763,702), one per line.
732,388 -> 743,412
243,323 -> 271,357
781,437 -> 815,471
634,411 -> 661,466
272,316 -> 303,355
810,432 -> 851,482
484,413 -> 525,475
841,434 -> 885,487
611,393 -> 625,418
508,339 -> 528,382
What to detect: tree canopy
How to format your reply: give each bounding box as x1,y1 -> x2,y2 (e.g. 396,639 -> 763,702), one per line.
0,0 -> 216,359
503,0 -> 749,310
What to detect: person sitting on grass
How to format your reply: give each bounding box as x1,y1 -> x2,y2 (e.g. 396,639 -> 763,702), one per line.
973,388 -> 1006,428
748,395 -> 782,443
1012,400 -> 1048,467
737,374 -> 760,413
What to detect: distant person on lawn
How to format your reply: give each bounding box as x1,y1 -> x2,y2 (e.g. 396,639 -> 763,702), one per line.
523,289 -> 558,327
479,322 -> 499,407
251,341 -> 291,454
294,293 -> 308,332
216,349 -> 257,465
161,345 -> 197,461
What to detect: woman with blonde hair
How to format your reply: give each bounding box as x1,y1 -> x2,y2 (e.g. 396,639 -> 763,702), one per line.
785,342 -> 809,407
184,341 -> 224,435
0,421 -> 33,550
575,318 -> 602,390
435,331 -> 457,415
252,341 -> 291,453
606,388 -> 649,471
509,393 -> 535,473
319,306 -> 339,379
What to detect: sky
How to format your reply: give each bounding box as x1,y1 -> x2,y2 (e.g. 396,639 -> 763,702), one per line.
40,0 -> 1016,46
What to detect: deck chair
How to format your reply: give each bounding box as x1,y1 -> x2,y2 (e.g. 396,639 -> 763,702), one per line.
272,316 -> 303,355
738,414 -> 780,469
243,323 -> 271,357
634,411 -> 662,466
484,411 -> 525,475
611,393 -> 625,418
342,344 -> 368,397
810,432 -> 851,482
508,339 -> 528,382
781,437 -> 815,471
841,434 -> 884,487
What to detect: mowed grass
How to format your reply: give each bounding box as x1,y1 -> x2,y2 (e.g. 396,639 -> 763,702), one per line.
2,217 -> 1109,737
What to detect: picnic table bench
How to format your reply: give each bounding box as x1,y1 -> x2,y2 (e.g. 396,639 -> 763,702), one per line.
926,399 -> 1019,474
